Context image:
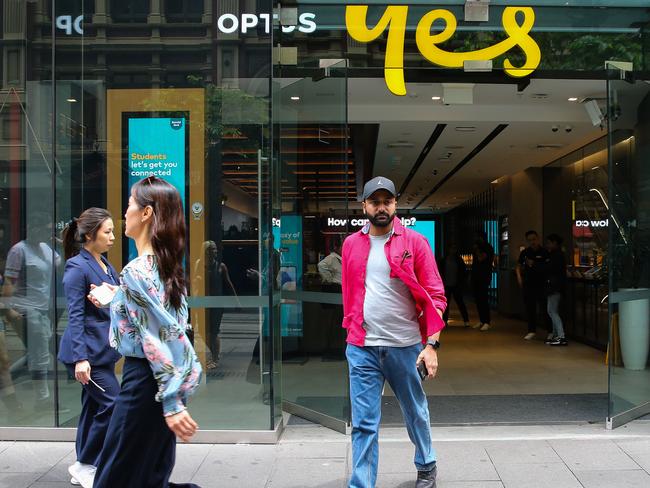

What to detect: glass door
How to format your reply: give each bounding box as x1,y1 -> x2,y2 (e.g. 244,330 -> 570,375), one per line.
607,68 -> 650,428
273,61 -> 351,433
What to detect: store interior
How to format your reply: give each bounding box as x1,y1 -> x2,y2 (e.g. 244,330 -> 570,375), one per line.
275,75 -> 619,424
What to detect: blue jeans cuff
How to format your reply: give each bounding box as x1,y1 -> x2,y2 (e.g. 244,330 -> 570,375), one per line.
416,460 -> 436,472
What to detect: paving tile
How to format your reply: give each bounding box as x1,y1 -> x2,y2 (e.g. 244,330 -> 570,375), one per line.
376,474 -> 504,488
191,445 -> 276,487
574,469 -> 650,487
170,444 -> 213,482
496,463 -> 582,488
549,439 -> 640,471
266,457 -> 346,488
436,444 -> 500,482
277,441 -> 348,459
26,483 -> 70,488
0,472 -> 41,488
35,450 -> 75,483
0,443 -> 73,474
437,484 -> 505,488
0,442 -> 13,455
484,440 -> 561,465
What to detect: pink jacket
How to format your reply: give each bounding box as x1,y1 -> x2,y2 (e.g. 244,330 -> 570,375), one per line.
341,217 -> 447,346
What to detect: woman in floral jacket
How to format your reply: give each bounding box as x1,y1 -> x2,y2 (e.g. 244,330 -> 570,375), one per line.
88,176 -> 202,488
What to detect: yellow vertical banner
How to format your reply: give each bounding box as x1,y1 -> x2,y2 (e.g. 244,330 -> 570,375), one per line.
106,88 -> 206,365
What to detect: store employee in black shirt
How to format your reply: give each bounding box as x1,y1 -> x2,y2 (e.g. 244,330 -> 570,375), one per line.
516,230 -> 550,340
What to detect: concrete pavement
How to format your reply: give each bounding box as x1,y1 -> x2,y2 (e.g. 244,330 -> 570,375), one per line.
3,420 -> 650,487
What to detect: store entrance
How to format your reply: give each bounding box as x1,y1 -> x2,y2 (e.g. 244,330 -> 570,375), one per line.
346,73 -> 610,424
274,66 -> 650,430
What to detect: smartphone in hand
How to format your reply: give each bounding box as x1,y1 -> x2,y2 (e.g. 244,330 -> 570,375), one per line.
417,361 -> 428,381
89,283 -> 116,307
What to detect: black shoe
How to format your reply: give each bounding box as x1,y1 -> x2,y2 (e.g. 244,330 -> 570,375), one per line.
549,337 -> 568,346
416,464 -> 437,488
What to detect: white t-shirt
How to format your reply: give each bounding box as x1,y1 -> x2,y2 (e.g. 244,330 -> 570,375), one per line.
4,240 -> 59,311
363,232 -> 421,347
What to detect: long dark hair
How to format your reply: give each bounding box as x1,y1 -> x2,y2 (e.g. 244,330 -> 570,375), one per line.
62,207 -> 112,260
132,176 -> 186,310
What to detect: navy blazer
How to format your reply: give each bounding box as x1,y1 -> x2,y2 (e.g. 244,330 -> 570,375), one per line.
58,248 -> 122,366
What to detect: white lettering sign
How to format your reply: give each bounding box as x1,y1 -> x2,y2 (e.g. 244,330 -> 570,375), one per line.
575,219 -> 608,228
56,15 -> 83,35
216,13 -> 317,34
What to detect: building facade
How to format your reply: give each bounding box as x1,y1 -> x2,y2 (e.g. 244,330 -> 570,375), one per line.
0,0 -> 649,440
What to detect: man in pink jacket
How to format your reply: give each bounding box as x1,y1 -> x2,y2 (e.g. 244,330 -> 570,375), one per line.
342,176 -> 446,488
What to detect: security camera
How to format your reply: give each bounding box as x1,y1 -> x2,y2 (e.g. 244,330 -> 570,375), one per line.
584,99 -> 605,126
551,125 -> 559,132
565,125 -> 573,133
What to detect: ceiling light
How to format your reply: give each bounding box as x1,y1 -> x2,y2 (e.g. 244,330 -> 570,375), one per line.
431,96 -> 441,100
290,96 -> 300,101
387,142 -> 415,148
455,126 -> 476,132
66,98 -> 77,103
568,97 -> 578,102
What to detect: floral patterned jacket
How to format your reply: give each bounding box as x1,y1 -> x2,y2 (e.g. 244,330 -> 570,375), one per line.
110,254 -> 202,416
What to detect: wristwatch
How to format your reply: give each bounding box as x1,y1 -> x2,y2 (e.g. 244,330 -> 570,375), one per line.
426,339 -> 441,350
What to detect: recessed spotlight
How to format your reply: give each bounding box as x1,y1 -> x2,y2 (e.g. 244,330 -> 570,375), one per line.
431,96 -> 441,100
568,97 -> 578,102
290,96 -> 300,101
66,98 -> 77,103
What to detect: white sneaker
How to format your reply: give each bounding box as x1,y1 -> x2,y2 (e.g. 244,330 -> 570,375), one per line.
68,462 -> 95,488
471,322 -> 482,329
524,332 -> 536,340
546,333 -> 554,341
70,476 -> 81,485
480,323 -> 490,331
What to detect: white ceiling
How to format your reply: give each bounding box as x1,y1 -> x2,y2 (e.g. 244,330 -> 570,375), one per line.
347,78 -> 608,211
273,75 -> 610,212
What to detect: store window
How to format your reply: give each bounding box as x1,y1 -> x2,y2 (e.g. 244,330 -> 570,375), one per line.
111,0 -> 149,23
165,0 -> 202,23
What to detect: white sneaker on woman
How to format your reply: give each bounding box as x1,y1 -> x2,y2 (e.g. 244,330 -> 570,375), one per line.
524,332 -> 536,340
68,462 -> 95,488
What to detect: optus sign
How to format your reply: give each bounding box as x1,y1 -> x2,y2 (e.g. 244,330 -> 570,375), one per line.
346,5 -> 541,96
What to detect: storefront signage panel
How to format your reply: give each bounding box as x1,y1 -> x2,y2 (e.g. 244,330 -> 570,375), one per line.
346,5 -> 541,96
126,116 -> 187,259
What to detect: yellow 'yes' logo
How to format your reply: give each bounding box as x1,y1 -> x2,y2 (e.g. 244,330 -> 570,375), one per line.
346,5 -> 541,96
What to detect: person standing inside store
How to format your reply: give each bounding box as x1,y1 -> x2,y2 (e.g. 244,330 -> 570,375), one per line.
58,208 -> 122,487
471,232 -> 494,331
544,234 -> 568,346
318,237 -> 343,287
516,230 -> 551,341
438,243 -> 470,327
192,240 -> 238,371
2,212 -> 61,409
88,176 -> 202,488
342,176 -> 446,488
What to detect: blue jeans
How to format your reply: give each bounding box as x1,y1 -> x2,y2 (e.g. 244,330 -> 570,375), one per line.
346,343 -> 436,488
547,293 -> 565,338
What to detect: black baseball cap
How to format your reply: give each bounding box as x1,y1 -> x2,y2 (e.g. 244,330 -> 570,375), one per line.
362,176 -> 397,201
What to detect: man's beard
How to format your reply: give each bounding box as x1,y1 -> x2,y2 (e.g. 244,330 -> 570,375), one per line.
368,211 -> 395,228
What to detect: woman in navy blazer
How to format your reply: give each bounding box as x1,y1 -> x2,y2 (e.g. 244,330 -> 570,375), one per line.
58,208 -> 121,486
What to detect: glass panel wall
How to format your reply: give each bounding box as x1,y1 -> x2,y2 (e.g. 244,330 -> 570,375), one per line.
544,137 -> 610,349
0,0 -> 56,427
607,72 -> 650,423
1,0 -> 279,431
274,63 -> 351,428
